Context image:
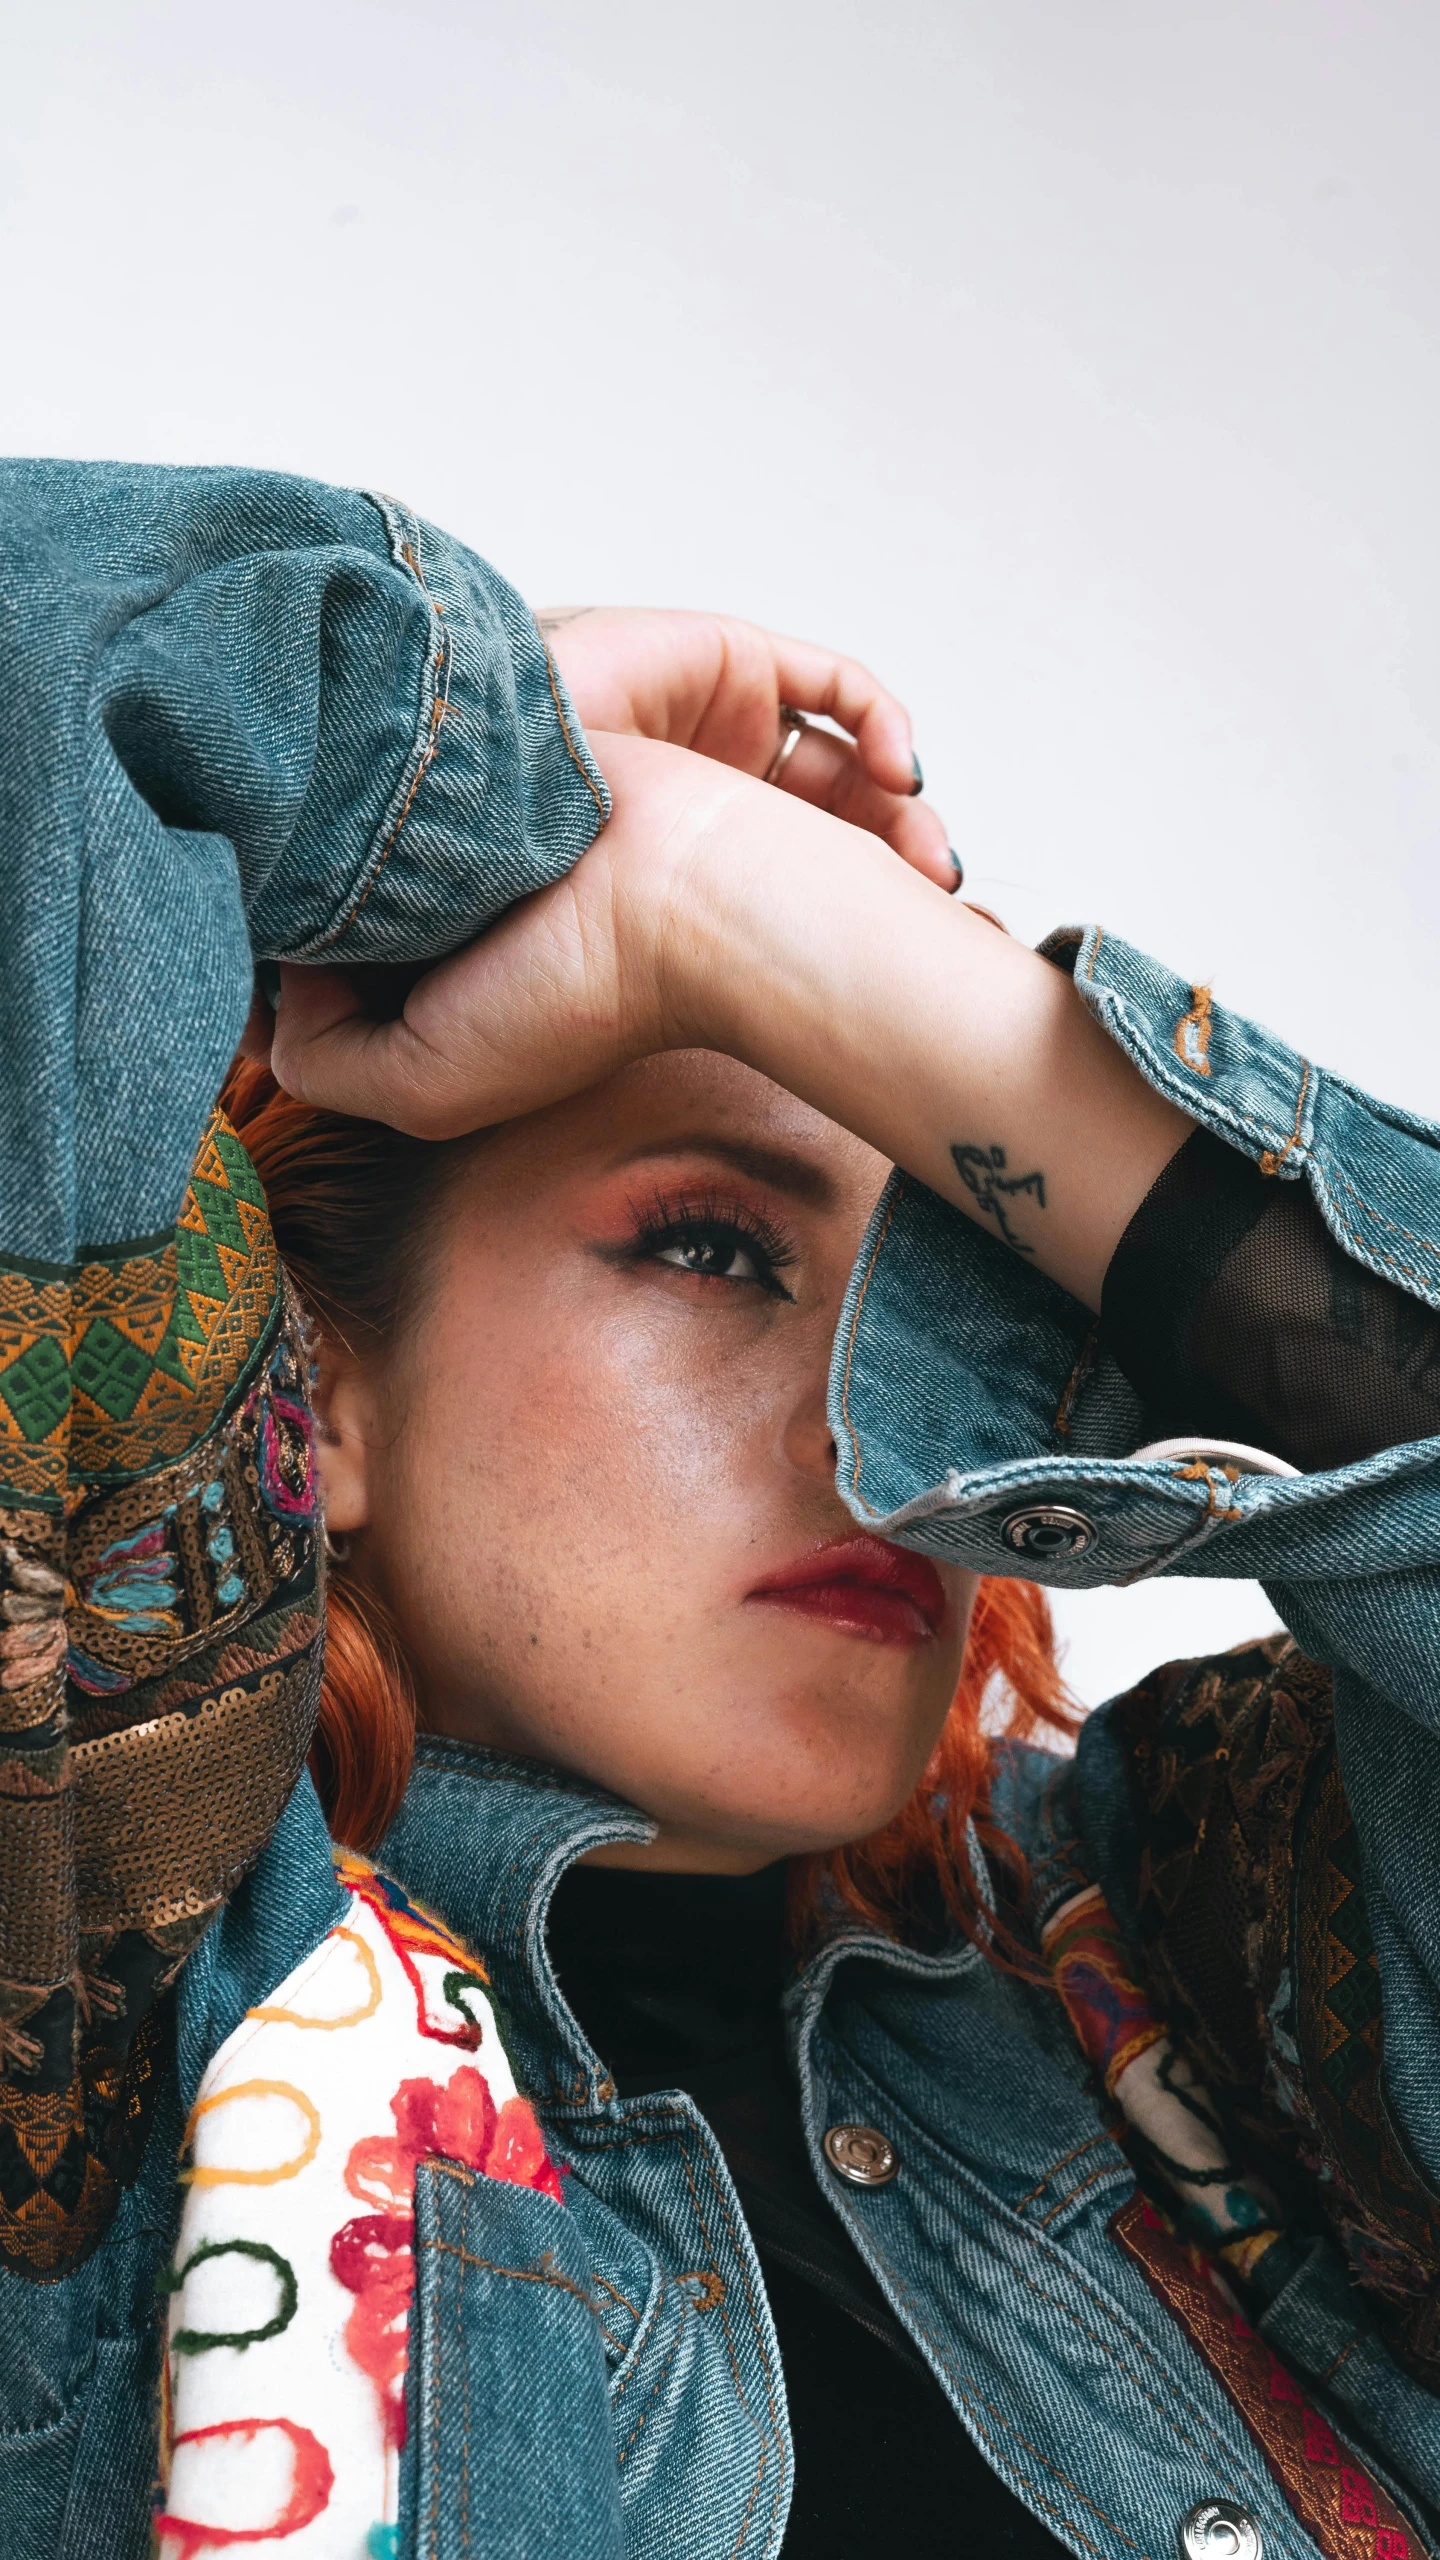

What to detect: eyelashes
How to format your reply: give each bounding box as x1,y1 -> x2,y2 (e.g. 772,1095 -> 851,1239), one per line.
620,1187 -> 798,1299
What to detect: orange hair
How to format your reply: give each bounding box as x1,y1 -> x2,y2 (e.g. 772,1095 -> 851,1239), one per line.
222,1056 -> 1076,1942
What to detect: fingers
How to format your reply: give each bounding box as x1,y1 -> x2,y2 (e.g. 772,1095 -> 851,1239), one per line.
776,723 -> 957,888
766,632 -> 920,799
267,852 -> 642,1141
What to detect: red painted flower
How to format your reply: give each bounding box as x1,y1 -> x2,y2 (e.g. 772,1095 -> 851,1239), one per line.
333,2067 -> 565,2441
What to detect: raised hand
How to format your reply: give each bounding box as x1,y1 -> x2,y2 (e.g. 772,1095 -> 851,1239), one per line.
538,606 -> 956,888
272,732 -> 1189,1312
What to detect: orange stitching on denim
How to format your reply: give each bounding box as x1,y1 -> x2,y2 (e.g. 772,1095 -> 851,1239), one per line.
1038,2158 -> 1124,2226
543,642 -> 607,822
1258,1061 -> 1311,1176
608,2279 -> 676,2403
1085,929 -> 1104,982
1174,1459 -> 1243,1524
1173,987 -> 1214,1078
1015,2134 -> 1112,2214
616,2297 -> 688,2460
457,2193 -> 472,2555
674,2132 -> 780,2559
1053,1327 -> 1101,1441
699,2136 -> 791,2555
550,2104 -> 780,2541
420,2235 -> 613,2326
593,2269 -> 643,2322
873,2258 -> 1149,2553
838,1177 -> 907,1516
1015,2265 -> 1238,2472
582,2107 -> 770,2551
681,2267 -> 726,2309
340,534 -> 454,936
1328,1165 -> 1440,1275
867,2149 -> 1243,2481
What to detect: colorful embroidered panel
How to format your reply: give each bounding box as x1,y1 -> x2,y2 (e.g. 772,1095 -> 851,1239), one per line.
0,1114 -> 279,1508
1113,2197 -> 1430,2560
1110,1637 -> 1440,2386
0,1109 -> 322,2281
159,1852 -> 563,2558
1043,1882 -> 1283,2284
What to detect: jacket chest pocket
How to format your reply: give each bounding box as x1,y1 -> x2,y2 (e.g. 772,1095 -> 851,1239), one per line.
400,2160 -> 624,2560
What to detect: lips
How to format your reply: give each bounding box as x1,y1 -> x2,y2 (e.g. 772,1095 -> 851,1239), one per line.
746,1534 -> 947,1648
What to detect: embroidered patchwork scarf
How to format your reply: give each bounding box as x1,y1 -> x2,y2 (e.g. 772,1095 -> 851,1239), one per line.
0,1110 -> 323,2279
1043,1637 -> 1440,2555
1105,1636 -> 1440,2383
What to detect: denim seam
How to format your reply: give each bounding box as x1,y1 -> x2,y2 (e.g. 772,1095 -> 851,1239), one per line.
325,506 -> 454,949
1014,2262 -> 1270,2485
1053,1323 -> 1102,1440
1323,1166 -> 1440,1284
831,2052 -> 1257,2483
1036,2157 -> 1129,2227
867,2255 -> 1151,2557
615,2294 -> 689,2462
837,1175 -> 907,1513
609,2279 -> 680,2403
1080,933 -> 1316,1170
564,2108 -> 780,2557
1257,1063 -> 1311,1178
680,2128 -> 788,2560
594,2270 -> 644,2324
458,2196 -> 473,2556
419,2235 -> 627,2353
423,2219 -> 446,2559
542,640 -> 608,823
1014,2134 -> 1114,2216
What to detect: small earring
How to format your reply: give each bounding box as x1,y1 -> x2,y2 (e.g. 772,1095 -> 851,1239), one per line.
323,1527 -> 351,1565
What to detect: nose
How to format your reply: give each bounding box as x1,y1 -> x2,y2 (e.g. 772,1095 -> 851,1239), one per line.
781,1381 -> 839,1481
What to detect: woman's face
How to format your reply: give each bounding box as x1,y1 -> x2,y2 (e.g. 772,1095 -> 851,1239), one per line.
322,1051 -> 976,1871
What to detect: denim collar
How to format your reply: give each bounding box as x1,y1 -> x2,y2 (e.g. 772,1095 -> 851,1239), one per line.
378,1733 -> 987,2116
378,1733 -> 651,2113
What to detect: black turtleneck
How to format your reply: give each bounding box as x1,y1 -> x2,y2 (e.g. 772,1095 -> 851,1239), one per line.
546,1860 -> 1067,2557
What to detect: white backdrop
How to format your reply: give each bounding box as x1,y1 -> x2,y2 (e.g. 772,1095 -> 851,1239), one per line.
5,0 -> 1437,1706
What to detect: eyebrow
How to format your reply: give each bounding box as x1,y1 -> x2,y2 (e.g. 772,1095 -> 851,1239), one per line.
614,1135 -> 839,1211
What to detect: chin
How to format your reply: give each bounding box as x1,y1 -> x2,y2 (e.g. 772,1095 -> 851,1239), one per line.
708,1751 -> 932,1863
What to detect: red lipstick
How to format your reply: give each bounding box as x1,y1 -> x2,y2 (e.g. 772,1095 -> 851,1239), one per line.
747,1534 -> 947,1648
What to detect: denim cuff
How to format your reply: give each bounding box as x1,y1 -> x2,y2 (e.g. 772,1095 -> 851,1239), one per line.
259,491 -> 609,964
828,924 -> 1440,1593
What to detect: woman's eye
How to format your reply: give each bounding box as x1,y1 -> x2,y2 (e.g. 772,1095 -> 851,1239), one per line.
654,1229 -> 765,1283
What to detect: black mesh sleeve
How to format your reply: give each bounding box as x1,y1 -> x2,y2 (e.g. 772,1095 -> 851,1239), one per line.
1099,1128 -> 1440,1473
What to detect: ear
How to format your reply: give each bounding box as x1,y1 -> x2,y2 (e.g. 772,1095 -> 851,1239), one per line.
312,1333 -> 377,1537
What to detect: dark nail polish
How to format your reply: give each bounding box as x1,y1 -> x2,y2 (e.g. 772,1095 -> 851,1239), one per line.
910,753 -> 924,796
948,847 -> 964,887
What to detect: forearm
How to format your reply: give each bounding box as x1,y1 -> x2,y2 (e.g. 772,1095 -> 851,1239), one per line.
656,761 -> 1194,1313
277,728 -> 1190,1318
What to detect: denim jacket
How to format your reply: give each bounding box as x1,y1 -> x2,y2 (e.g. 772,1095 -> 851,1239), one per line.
2,464 -> 1439,2559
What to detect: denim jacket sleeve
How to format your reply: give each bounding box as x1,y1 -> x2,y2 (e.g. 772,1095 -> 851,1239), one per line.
0,459 -> 609,1265
829,922 -> 1440,2192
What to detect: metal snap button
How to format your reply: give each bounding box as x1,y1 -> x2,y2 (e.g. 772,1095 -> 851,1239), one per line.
823,2123 -> 899,2187
1178,2501 -> 1263,2560
1000,1503 -> 1096,1560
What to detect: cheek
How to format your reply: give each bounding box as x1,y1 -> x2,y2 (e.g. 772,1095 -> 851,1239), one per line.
367,1282 -> 769,1687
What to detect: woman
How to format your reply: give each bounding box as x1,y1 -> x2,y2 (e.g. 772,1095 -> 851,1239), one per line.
2,461 -> 1438,2560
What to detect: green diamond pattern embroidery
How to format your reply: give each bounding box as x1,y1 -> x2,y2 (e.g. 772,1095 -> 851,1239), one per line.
0,1334 -> 72,1442
72,1318 -> 155,1422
